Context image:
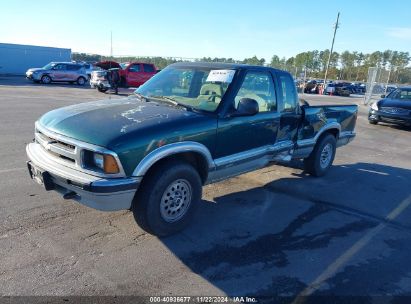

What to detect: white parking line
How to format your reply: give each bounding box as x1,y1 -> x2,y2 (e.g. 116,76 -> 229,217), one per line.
293,193 -> 411,303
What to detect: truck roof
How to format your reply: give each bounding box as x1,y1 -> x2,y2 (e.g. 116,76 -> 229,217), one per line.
170,62 -> 286,73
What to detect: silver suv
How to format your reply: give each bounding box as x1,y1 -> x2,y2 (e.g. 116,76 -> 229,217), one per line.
26,62 -> 88,85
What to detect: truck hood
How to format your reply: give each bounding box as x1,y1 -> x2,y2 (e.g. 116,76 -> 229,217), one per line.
38,97 -> 203,148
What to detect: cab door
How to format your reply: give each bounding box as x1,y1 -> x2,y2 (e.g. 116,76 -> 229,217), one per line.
215,70 -> 280,159
142,63 -> 156,84
51,63 -> 67,81
126,63 -> 143,87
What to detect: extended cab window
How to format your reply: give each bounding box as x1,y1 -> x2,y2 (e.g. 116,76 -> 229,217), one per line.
143,64 -> 155,73
235,71 -> 277,112
279,74 -> 297,111
128,64 -> 141,72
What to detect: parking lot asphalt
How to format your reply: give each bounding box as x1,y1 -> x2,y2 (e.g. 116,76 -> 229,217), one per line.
1,77 -> 411,301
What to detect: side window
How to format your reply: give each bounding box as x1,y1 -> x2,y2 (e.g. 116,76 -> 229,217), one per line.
234,71 -> 277,112
54,64 -> 66,70
128,64 -> 141,72
67,65 -> 81,71
279,74 -> 297,111
143,64 -> 155,73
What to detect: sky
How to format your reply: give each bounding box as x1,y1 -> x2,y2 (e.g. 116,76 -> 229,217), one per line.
1,0 -> 411,62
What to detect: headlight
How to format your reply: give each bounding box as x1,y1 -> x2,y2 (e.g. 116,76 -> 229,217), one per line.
93,153 -> 104,170
371,102 -> 379,111
83,151 -> 120,174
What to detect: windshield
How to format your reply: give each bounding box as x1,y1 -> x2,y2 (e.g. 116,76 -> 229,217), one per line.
387,88 -> 411,100
120,63 -> 130,69
42,62 -> 56,70
135,66 -> 237,112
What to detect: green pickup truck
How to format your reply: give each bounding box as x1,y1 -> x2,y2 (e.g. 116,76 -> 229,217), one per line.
26,62 -> 357,236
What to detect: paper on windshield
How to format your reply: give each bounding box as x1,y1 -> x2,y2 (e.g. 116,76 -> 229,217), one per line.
206,70 -> 236,83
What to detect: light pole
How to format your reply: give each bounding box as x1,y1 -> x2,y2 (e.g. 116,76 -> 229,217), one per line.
323,12 -> 340,91
110,31 -> 113,58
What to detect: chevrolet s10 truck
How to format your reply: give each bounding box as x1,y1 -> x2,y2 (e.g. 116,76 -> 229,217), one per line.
26,63 -> 357,236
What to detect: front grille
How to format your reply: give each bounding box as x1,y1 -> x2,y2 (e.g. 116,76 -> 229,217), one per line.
33,122 -> 126,178
380,107 -> 410,115
37,130 -> 75,151
35,129 -> 79,166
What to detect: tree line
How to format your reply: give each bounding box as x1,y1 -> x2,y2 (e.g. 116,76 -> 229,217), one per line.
72,49 -> 411,84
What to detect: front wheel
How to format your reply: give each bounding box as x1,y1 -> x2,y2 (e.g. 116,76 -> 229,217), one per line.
303,134 -> 336,177
132,160 -> 202,237
41,75 -> 52,84
368,119 -> 378,125
77,76 -> 86,85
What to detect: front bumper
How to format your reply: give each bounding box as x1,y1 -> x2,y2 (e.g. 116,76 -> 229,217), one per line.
26,142 -> 140,211
369,109 -> 411,125
90,79 -> 111,89
26,72 -> 41,81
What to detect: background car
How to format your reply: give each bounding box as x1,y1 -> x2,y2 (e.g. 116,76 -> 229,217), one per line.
26,62 -> 88,85
90,61 -> 122,92
80,62 -> 97,79
369,87 -> 411,126
90,61 -> 157,92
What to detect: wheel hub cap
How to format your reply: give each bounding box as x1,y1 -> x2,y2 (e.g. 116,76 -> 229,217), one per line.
320,143 -> 333,169
160,179 -> 192,222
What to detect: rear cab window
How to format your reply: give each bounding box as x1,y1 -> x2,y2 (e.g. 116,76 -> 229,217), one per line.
143,64 -> 155,73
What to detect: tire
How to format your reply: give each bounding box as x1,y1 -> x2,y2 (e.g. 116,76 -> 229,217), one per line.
368,119 -> 378,125
77,76 -> 86,86
97,87 -> 108,93
132,160 -> 202,237
303,134 -> 336,177
41,75 -> 52,84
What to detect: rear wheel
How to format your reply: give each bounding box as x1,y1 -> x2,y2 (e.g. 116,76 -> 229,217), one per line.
368,119 -> 378,125
77,76 -> 86,86
41,75 -> 52,84
132,160 -> 202,237
304,134 -> 336,177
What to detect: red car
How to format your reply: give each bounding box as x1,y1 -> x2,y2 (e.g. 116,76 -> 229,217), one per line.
119,62 -> 157,87
90,61 -> 157,91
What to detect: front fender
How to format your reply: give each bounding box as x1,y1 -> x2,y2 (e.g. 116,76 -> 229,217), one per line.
132,141 -> 215,177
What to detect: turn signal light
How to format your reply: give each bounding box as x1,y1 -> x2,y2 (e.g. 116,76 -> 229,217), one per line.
104,154 -> 120,174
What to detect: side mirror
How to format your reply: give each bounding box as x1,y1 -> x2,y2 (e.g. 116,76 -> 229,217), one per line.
380,94 -> 386,98
232,98 -> 259,117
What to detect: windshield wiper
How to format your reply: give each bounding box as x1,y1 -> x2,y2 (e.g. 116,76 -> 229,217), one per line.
149,95 -> 194,111
149,95 -> 178,105
133,92 -> 148,102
